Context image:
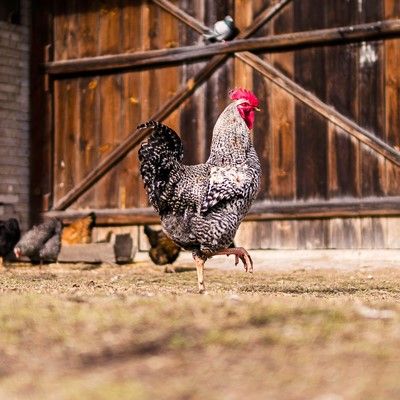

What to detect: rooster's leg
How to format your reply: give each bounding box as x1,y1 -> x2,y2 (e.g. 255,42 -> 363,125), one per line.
214,247 -> 253,273
193,254 -> 206,294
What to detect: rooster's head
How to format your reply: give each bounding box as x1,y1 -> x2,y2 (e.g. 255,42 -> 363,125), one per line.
229,88 -> 260,130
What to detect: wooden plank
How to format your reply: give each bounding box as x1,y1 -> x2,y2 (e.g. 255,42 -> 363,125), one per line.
45,19 -> 400,76
53,79 -> 80,203
53,1 -> 68,61
93,1 -> 123,208
247,2 -> 274,250
76,78 -> 99,207
74,2 -> 99,208
97,0 -> 121,56
325,2 -> 360,203
95,75 -> 122,208
297,220 -> 328,249
384,0 -> 400,196
120,0 -> 144,209
268,8 -> 298,250
293,0 -> 327,200
76,2 -> 98,58
385,217 -> 400,248
269,4 -> 295,200
236,52 -> 400,167
360,217 -> 386,249
294,101 -> 328,199
295,4 -> 328,249
358,40 -> 386,196
328,218 -> 361,249
356,3 -> 386,198
234,0 -> 253,89
271,220 -> 298,249
30,0 -> 53,224
58,234 -> 135,264
327,124 -> 360,197
61,3 -> 81,206
138,1 -> 151,208
46,197 -> 400,226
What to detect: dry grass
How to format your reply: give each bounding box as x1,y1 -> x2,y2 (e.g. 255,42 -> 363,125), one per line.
0,260 -> 399,399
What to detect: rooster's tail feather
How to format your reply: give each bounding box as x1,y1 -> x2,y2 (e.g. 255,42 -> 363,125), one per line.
138,121 -> 183,211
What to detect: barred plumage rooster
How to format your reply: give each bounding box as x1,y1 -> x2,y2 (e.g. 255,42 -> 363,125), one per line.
138,89 -> 261,292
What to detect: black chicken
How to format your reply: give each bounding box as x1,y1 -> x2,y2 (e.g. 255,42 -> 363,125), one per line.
14,218 -> 62,263
144,225 -> 181,266
0,218 -> 20,263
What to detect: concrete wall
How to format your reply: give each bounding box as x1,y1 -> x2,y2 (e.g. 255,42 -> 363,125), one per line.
0,0 -> 30,230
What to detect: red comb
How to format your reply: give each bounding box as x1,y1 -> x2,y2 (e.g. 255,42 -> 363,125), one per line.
229,88 -> 259,107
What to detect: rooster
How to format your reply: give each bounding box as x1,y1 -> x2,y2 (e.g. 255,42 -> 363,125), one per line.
138,89 -> 261,293
0,218 -> 20,263
14,218 -> 62,263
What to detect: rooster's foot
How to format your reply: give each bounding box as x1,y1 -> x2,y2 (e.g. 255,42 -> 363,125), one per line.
215,247 -> 253,273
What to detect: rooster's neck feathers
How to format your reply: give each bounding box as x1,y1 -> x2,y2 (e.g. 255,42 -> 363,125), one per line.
207,101 -> 251,166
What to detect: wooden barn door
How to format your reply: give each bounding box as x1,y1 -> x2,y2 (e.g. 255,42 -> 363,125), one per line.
31,0 -> 400,249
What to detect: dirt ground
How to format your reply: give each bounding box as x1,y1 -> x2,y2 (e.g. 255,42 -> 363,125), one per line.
0,256 -> 399,400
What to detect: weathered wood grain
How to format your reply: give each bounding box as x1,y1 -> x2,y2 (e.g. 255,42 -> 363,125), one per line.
46,197 -> 400,226
236,52 -> 400,167
269,3 -> 295,201
58,233 -> 135,264
53,79 -> 80,202
35,0 -> 400,250
384,1 -> 400,196
120,0 -> 143,209
52,0 -> 293,210
46,19 -> 400,76
30,0 -> 53,223
328,218 -> 361,249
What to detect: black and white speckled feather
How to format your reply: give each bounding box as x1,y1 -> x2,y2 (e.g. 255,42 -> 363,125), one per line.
138,98 -> 261,256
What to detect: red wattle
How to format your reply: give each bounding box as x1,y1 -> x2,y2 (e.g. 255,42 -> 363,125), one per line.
238,108 -> 255,129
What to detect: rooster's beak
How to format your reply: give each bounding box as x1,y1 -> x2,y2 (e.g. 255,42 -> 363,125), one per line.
255,107 -> 261,112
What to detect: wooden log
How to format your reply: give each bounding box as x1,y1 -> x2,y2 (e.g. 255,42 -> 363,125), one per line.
45,19 -> 400,76
58,233 -> 136,264
58,243 -> 118,263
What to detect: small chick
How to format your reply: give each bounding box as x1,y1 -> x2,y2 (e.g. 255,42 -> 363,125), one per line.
203,15 -> 238,43
62,212 -> 95,245
144,225 -> 181,266
0,218 -> 20,263
14,218 -> 62,263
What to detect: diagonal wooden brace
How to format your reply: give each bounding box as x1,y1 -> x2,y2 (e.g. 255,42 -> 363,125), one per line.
236,51 -> 400,167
